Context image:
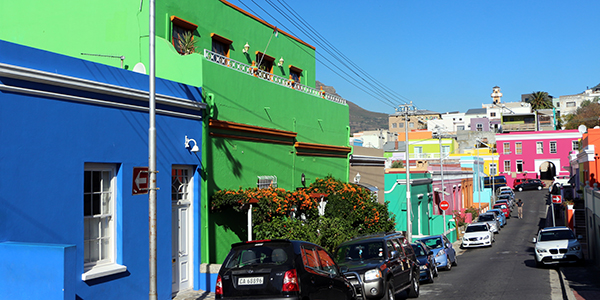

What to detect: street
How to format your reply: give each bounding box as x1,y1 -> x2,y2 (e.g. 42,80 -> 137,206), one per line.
401,189 -> 562,300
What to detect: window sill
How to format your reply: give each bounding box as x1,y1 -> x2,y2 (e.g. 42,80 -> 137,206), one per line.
82,264 -> 127,281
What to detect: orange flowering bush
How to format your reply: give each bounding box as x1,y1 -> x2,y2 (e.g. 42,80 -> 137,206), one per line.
210,175 -> 395,252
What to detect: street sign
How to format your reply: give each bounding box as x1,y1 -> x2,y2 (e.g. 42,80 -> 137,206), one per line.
552,195 -> 562,204
132,167 -> 149,195
440,200 -> 450,211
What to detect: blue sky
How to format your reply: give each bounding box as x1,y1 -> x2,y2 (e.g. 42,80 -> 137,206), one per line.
230,0 -> 600,114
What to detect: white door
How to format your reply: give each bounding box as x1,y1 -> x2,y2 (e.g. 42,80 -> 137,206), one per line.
172,167 -> 193,295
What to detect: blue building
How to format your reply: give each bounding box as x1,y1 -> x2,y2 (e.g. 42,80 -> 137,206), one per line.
0,40 -> 205,299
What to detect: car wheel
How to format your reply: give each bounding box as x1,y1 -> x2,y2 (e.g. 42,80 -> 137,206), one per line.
452,255 -> 458,266
518,187 -> 523,192
407,274 -> 419,298
382,280 -> 394,300
446,256 -> 452,270
428,268 -> 434,283
537,185 -> 542,190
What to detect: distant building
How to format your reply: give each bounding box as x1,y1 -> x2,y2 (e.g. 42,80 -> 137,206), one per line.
389,109 -> 441,137
558,84 -> 600,116
352,129 -> 398,149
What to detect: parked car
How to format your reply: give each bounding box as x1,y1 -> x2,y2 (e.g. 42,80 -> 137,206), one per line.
461,222 -> 494,248
493,203 -> 510,218
216,239 -> 356,299
515,179 -> 544,191
497,186 -> 513,193
513,178 -> 527,187
495,199 -> 512,211
334,232 -> 420,299
487,208 -> 507,227
533,226 -> 584,267
411,241 -> 438,284
416,235 -> 457,271
476,213 -> 500,233
496,194 -> 514,207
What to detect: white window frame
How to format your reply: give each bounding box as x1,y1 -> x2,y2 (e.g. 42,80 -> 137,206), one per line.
504,160 -> 511,173
536,141 -> 543,154
82,163 -> 126,281
503,143 -> 510,154
516,160 -> 523,172
550,141 -> 557,154
258,176 -> 278,189
572,140 -> 579,152
515,142 -> 522,155
442,145 -> 450,155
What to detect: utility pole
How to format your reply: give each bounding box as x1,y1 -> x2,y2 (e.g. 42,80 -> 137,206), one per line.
149,0 -> 158,299
434,126 -> 447,234
398,102 -> 416,241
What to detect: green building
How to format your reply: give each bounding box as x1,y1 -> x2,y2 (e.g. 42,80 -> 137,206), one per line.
2,0 -> 351,293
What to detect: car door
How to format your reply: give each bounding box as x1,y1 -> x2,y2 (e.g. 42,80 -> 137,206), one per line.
443,236 -> 456,263
300,245 -> 330,299
316,247 -> 352,299
390,238 -> 410,288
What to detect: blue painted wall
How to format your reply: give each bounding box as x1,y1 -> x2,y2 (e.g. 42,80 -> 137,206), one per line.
0,40 -> 203,299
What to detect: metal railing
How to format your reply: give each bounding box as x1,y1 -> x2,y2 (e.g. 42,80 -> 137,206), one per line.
204,50 -> 346,105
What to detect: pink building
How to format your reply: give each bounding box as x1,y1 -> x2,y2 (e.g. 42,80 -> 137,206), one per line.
496,130 -> 581,188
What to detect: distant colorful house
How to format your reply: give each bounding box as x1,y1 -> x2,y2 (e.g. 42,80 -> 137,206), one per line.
496,130 -> 581,187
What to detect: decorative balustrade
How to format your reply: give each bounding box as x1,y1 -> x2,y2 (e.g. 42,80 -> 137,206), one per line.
204,50 -> 346,105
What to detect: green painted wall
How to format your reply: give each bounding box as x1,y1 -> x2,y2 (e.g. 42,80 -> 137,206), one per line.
384,171 -> 432,237
2,0 -> 349,264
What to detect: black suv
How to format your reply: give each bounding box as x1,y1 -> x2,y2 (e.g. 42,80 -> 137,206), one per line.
515,179 -> 544,191
216,239 -> 356,299
334,232 -> 420,299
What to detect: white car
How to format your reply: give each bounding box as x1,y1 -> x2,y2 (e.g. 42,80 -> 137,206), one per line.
533,226 -> 584,266
461,222 -> 494,248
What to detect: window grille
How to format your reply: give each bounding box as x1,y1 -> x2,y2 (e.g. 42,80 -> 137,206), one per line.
257,176 -> 277,189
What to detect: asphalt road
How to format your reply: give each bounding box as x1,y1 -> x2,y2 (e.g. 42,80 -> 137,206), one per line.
399,189 -> 564,300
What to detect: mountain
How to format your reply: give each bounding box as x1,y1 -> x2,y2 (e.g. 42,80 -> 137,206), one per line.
316,81 -> 389,133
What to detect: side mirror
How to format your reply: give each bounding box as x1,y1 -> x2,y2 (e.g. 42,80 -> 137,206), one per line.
390,250 -> 399,259
446,243 -> 453,248
532,237 -> 537,243
577,235 -> 583,240
340,266 -> 348,273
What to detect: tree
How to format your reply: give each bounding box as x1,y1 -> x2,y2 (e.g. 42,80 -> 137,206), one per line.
564,101 -> 600,129
525,91 -> 552,110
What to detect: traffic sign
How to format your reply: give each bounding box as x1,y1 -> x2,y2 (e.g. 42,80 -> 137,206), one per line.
132,167 -> 149,195
552,195 -> 562,204
440,200 -> 450,211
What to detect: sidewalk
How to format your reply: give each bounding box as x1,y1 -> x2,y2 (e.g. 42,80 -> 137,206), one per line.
172,289 -> 215,300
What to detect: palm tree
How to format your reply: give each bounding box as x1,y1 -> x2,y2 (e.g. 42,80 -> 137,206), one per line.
525,91 -> 552,110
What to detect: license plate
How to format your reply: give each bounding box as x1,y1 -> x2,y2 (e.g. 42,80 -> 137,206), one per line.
552,255 -> 564,259
238,276 -> 263,285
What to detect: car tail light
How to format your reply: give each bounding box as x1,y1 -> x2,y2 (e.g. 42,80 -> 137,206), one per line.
215,274 -> 223,296
282,269 -> 300,292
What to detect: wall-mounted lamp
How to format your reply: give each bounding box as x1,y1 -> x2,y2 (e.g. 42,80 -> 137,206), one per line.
243,42 -> 250,53
184,135 -> 200,152
354,173 -> 361,184
278,57 -> 284,67
301,173 -> 306,187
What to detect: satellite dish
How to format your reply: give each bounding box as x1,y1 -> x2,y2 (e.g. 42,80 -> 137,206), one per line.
132,62 -> 147,74
578,124 -> 587,134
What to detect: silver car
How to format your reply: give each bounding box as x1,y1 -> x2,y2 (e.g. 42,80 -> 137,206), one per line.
476,213 -> 500,233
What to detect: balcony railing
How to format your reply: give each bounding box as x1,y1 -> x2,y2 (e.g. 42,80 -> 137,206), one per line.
204,50 -> 346,105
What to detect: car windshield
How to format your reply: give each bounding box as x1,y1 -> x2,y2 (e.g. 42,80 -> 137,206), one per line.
223,243 -> 292,268
411,244 -> 427,256
335,242 -> 385,262
478,214 -> 495,221
494,204 -> 507,209
539,230 -> 576,242
419,237 -> 444,249
466,225 -> 488,232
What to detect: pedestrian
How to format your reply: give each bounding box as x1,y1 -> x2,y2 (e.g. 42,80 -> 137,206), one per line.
517,199 -> 523,219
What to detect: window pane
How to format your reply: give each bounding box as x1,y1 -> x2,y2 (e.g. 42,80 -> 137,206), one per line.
92,171 -> 100,192
90,240 -> 100,262
90,218 -> 99,239
92,194 -> 101,215
101,217 -> 110,239
84,171 -> 91,193
101,238 -> 111,261
84,194 -> 92,216
84,241 -> 92,263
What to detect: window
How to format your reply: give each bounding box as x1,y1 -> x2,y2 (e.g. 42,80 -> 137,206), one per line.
516,160 -> 523,172
476,123 -> 483,131
83,164 -> 126,280
399,122 -> 404,128
490,163 -> 497,176
572,140 -> 579,151
515,142 -> 522,155
392,123 -> 397,128
170,16 -> 198,55
550,141 -> 557,154
172,167 -> 192,202
504,160 -> 511,173
257,176 -> 277,189
414,146 -> 423,158
211,33 -> 233,58
490,112 -> 496,117
536,142 -> 543,154
289,65 -> 302,84
256,51 -> 275,74
566,101 -> 576,107
409,122 -> 414,128
457,125 -> 464,131
503,143 -> 510,154
442,145 -> 450,155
